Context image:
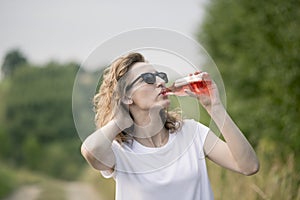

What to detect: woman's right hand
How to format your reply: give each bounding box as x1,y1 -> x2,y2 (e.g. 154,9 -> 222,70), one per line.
113,102 -> 134,131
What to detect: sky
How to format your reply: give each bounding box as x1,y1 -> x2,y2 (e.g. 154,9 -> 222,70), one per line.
0,0 -> 207,65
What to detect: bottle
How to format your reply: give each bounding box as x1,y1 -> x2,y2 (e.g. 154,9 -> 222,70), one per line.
162,71 -> 211,96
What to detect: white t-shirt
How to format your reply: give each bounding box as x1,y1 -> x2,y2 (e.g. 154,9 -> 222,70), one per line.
101,119 -> 214,200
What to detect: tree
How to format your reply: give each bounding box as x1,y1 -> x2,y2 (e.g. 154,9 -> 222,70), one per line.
198,0 -> 300,163
1,49 -> 28,78
3,62 -> 84,179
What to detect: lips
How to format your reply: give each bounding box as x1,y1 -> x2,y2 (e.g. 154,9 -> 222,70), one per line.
159,88 -> 167,96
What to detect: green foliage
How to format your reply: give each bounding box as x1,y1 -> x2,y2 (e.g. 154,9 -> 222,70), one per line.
1,60 -> 84,179
39,141 -> 84,180
0,127 -> 10,159
0,164 -> 17,198
1,49 -> 28,78
22,136 -> 42,169
198,0 -> 300,164
198,0 -> 300,197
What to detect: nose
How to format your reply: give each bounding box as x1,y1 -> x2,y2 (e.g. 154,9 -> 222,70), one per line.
156,76 -> 166,87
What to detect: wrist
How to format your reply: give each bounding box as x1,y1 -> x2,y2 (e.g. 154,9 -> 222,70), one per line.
207,102 -> 226,116
98,120 -> 122,141
110,119 -> 123,132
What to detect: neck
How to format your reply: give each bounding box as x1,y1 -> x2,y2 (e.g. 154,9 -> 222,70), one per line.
134,128 -> 169,148
131,108 -> 168,147
132,109 -> 153,126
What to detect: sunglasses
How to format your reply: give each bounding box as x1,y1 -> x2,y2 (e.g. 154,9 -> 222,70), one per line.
126,72 -> 168,91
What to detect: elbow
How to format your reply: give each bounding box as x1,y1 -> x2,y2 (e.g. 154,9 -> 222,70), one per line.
81,143 -> 90,160
81,143 -> 114,171
81,144 -> 101,170
81,144 -> 93,165
241,160 -> 260,176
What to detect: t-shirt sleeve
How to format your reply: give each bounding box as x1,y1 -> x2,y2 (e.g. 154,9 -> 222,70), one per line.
100,169 -> 116,179
184,119 -> 210,149
195,120 -> 210,147
185,119 -> 210,159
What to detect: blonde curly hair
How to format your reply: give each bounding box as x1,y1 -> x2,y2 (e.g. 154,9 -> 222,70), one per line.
93,52 -> 181,144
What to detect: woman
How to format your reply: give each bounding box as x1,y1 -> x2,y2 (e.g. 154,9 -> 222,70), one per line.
81,52 -> 259,200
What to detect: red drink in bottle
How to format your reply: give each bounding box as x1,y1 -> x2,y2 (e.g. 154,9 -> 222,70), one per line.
162,72 -> 211,96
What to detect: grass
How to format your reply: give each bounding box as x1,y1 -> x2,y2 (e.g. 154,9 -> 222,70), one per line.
35,180 -> 66,200
0,163 -> 17,198
79,166 -> 115,200
1,166 -> 67,200
207,138 -> 300,200
2,143 -> 298,200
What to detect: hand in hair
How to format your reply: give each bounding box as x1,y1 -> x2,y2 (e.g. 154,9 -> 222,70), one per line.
113,101 -> 134,131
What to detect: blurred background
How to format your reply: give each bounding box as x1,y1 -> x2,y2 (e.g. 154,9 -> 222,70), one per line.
0,0 -> 299,200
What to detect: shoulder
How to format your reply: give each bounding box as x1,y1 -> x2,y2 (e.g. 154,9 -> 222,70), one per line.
111,139 -> 135,153
182,118 -> 198,125
181,119 -> 209,131
181,119 -> 210,146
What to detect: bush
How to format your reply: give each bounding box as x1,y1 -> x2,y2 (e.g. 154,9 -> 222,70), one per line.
0,164 -> 17,198
1,62 -> 85,179
39,141 -> 84,180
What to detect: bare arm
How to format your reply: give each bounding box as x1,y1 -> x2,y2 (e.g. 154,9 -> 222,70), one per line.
81,98 -> 134,171
187,73 -> 259,175
81,120 -> 120,171
204,104 -> 259,175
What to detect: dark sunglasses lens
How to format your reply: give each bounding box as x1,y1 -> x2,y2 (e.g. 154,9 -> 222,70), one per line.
158,73 -> 168,83
142,73 -> 156,84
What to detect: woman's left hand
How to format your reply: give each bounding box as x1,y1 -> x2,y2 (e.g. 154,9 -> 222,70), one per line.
185,72 -> 223,113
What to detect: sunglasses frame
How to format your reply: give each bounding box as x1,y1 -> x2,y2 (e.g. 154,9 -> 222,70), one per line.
126,72 -> 168,91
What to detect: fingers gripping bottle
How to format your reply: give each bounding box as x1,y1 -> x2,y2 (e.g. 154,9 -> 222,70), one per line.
163,71 -> 211,96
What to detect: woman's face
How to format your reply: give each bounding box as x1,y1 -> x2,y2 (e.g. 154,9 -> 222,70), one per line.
125,62 -> 170,111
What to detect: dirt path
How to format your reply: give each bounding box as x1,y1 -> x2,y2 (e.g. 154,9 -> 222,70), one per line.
4,182 -> 103,200
3,185 -> 41,200
65,182 -> 103,200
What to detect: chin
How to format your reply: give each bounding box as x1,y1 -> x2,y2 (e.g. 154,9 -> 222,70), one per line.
162,99 -> 171,108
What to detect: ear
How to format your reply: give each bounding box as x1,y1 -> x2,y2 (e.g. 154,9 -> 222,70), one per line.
121,96 -> 133,105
